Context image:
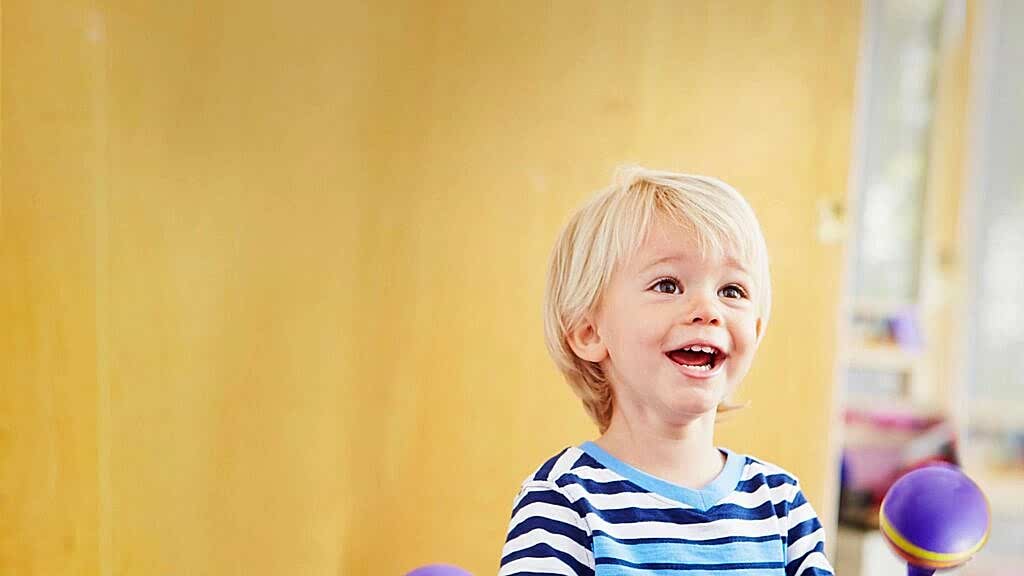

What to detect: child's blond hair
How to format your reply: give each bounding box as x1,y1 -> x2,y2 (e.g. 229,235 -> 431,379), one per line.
543,165 -> 772,433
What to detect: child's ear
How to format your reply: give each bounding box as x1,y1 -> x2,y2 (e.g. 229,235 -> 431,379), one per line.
567,316 -> 608,363
754,317 -> 764,346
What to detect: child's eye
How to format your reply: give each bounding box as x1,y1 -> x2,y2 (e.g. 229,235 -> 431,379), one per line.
652,278 -> 681,294
720,284 -> 747,299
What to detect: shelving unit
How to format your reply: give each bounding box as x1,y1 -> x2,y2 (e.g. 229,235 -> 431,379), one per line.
955,0 -> 1024,571
833,0 -> 1024,574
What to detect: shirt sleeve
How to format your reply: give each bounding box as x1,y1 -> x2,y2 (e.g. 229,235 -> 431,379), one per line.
497,480 -> 594,576
782,482 -> 834,576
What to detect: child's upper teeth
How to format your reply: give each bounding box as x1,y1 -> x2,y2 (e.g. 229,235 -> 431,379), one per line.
685,345 -> 716,353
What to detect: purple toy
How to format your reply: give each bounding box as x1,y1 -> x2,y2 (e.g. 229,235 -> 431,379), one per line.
879,464 -> 991,576
405,564 -> 473,576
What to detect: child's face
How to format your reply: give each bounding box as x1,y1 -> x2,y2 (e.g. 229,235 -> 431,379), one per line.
589,217 -> 763,426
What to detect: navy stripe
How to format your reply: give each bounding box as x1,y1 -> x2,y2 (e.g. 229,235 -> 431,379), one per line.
508,516 -> 590,550
787,517 -> 823,543
793,569 -> 831,576
766,474 -> 799,489
736,473 -> 797,493
501,543 -> 593,575
511,488 -> 575,517
592,530 -> 781,547
773,491 -> 801,519
787,541 -> 826,576
555,475 -> 648,495
734,478 -> 764,494
533,448 -> 570,481
573,452 -> 605,470
592,501 -> 775,525
775,490 -> 806,522
497,569 -> 581,573
501,448 -> 833,576
789,490 -> 808,509
597,557 -> 785,570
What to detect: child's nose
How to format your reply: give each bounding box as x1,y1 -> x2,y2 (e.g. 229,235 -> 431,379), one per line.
685,294 -> 722,325
688,312 -> 721,326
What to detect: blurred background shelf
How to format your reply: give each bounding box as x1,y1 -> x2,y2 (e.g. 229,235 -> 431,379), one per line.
846,345 -> 921,371
832,0 -> 1024,573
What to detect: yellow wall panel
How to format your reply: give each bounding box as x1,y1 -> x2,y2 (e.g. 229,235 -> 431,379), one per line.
2,1 -> 861,575
367,3 -> 860,572
1,1 -> 103,573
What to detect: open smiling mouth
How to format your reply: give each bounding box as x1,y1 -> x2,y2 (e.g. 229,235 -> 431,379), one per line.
666,345 -> 727,373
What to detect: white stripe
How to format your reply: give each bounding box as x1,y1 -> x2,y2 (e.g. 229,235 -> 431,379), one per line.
597,564 -> 781,576
787,527 -> 826,561
511,482 -> 556,510
509,501 -> 583,533
547,447 -> 584,481
789,550 -> 833,573
719,483 -> 783,508
518,481 -> 558,496
584,513 -> 781,540
574,460 -> 789,487
786,501 -> 818,528
565,465 -> 626,483
501,527 -> 594,569
573,490 -> 689,511
740,466 -> 766,481
740,470 -> 799,493
565,467 -> 779,511
743,459 -> 793,479
498,556 -> 579,576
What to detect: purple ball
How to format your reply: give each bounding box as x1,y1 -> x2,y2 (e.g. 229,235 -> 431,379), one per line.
880,464 -> 990,571
405,564 -> 473,576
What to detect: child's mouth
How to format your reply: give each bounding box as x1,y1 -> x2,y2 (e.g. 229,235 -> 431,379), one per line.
666,345 -> 726,374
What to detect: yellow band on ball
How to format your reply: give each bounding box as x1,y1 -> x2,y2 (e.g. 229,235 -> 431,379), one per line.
879,510 -> 989,567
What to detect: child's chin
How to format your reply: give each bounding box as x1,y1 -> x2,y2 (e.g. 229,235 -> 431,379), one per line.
668,391 -> 722,417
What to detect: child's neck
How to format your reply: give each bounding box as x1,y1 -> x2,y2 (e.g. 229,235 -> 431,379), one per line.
595,413 -> 724,490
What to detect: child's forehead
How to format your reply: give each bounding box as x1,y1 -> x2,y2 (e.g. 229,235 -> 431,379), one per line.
636,219 -> 748,268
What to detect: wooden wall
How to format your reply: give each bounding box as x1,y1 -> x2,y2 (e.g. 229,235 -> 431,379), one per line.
1,2 -> 860,574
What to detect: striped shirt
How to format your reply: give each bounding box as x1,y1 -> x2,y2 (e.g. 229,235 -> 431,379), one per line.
498,442 -> 833,576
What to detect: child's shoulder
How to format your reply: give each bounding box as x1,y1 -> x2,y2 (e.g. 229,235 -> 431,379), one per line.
729,449 -> 803,489
513,445 -> 805,494
516,445 -> 595,487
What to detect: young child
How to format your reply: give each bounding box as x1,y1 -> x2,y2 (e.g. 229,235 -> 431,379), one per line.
498,166 -> 834,575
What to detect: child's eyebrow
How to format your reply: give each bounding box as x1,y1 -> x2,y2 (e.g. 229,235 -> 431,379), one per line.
722,257 -> 752,275
640,255 -> 683,273
640,254 -> 752,276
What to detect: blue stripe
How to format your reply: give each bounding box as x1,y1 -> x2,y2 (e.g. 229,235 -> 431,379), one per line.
574,451 -> 605,469
497,569 -> 581,573
775,490 -> 808,522
511,487 -> 575,517
594,533 -> 784,566
555,474 -> 649,495
592,531 -> 780,546
592,501 -> 775,525
787,517 -> 822,543
597,557 -> 785,570
772,491 -> 799,519
789,490 -> 808,509
533,448 -> 570,481
509,516 -> 590,550
501,542 -> 593,575
786,540 -> 825,573
502,447 -> 832,576
580,442 -> 745,510
736,473 -> 797,493
791,569 -> 831,576
593,561 -> 782,569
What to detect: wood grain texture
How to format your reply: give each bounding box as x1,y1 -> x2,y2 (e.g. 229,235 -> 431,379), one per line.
2,1 -> 862,574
